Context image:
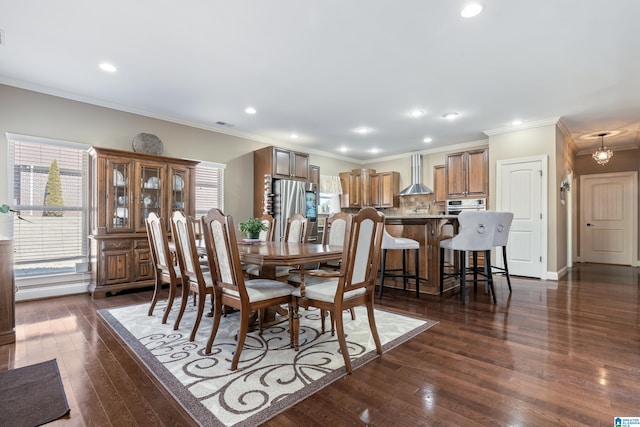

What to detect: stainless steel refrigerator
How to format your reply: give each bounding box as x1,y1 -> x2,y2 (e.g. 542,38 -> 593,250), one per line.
273,179 -> 317,241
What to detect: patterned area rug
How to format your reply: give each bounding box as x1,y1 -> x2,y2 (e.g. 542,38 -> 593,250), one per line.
99,301 -> 437,427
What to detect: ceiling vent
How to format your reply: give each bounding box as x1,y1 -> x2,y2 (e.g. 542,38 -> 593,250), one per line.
398,153 -> 433,196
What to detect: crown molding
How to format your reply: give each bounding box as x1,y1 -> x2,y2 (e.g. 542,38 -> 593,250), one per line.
483,117 -> 561,136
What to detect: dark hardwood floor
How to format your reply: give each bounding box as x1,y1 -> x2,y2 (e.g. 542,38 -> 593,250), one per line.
2,263 -> 639,426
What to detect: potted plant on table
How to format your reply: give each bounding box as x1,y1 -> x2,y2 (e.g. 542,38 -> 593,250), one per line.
239,217 -> 268,240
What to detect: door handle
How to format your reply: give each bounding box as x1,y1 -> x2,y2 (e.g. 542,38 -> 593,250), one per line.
587,223 -> 593,227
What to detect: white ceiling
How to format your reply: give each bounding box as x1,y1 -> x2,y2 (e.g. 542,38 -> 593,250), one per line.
1,0 -> 639,162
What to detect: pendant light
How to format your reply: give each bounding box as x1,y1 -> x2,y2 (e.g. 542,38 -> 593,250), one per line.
592,133 -> 613,165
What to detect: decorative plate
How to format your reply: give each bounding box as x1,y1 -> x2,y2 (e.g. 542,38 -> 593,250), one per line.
132,133 -> 163,155
113,169 -> 125,186
173,175 -> 184,191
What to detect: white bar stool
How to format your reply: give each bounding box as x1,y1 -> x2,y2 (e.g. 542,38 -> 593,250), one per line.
490,212 -> 514,293
378,227 -> 420,299
439,211 -> 499,304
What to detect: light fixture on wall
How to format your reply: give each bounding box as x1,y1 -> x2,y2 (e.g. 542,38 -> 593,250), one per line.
592,132 -> 613,165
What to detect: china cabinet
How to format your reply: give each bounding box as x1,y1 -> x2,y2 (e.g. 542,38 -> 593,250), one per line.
88,146 -> 198,298
0,240 -> 15,345
445,148 -> 488,198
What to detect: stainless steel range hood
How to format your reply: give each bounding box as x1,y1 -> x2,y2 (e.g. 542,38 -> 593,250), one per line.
398,154 -> 433,196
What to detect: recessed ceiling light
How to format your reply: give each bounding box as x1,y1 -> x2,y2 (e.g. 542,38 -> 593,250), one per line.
461,3 -> 483,18
443,112 -> 459,120
290,133 -> 298,139
245,107 -> 257,114
409,110 -> 425,118
423,137 -> 433,143
338,147 -> 349,153
368,148 -> 380,154
354,127 -> 371,134
511,119 -> 523,126
99,62 -> 117,73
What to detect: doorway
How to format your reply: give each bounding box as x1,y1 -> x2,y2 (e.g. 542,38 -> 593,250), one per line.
496,156 -> 547,279
579,172 -> 637,266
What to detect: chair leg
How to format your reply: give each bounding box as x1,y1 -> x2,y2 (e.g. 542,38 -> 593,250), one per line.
334,308 -> 352,373
162,280 -> 178,324
349,307 -> 356,320
148,275 -> 161,316
206,295 -> 222,354
173,280 -> 190,330
378,249 -> 387,298
414,248 -> 420,299
190,292 -> 206,341
231,310 -> 250,371
503,246 -> 512,292
365,298 -> 382,355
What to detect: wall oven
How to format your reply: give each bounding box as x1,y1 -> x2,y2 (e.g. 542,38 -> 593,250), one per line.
445,198 -> 486,215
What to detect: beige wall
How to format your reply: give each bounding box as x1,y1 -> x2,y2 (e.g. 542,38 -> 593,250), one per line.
574,148 -> 640,259
488,123 -> 570,275
0,84 -> 358,236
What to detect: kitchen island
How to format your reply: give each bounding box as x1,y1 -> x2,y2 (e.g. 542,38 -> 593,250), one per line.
383,214 -> 458,295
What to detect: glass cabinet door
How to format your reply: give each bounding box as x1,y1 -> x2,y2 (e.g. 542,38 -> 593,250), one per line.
169,166 -> 189,217
107,160 -> 133,232
137,162 -> 165,232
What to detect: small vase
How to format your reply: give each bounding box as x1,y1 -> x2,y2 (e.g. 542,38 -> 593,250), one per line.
248,232 -> 259,240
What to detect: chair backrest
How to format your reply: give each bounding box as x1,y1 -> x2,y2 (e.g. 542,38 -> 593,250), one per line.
171,211 -> 207,286
449,211 -> 498,251
145,212 -> 175,278
337,207 -> 384,296
323,212 -> 350,246
493,212 -> 514,247
259,214 -> 276,242
201,208 -> 247,298
284,213 -> 310,243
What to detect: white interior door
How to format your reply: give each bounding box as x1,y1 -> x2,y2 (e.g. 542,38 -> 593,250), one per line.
580,172 -> 637,265
497,156 -> 547,279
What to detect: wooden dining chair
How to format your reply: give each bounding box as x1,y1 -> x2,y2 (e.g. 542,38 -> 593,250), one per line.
288,211 -> 353,334
170,211 -> 214,340
290,207 -> 384,373
284,213 -> 310,243
201,208 -> 295,371
145,212 -> 184,324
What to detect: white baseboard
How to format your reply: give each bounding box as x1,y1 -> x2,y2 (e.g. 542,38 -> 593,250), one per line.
16,282 -> 89,302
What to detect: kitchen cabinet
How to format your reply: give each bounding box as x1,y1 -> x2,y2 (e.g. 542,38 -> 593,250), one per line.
310,165 -> 320,189
445,148 -> 488,198
434,165 -> 446,203
339,170 -> 362,208
254,146 -> 309,181
370,171 -> 400,208
0,240 -> 15,345
88,146 -> 198,298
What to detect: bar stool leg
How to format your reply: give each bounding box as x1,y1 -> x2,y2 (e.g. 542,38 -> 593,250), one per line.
502,246 -> 512,292
414,248 -> 420,299
378,249 -> 387,298
485,250 -> 496,303
402,249 -> 407,290
439,247 -> 445,295
460,250 -> 467,304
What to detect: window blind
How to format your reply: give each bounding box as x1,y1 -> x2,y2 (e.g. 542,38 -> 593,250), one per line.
195,161 -> 225,215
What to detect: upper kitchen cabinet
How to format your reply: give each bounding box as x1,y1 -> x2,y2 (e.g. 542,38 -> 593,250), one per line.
309,165 -> 320,188
433,165 -> 446,203
88,146 -> 198,298
445,148 -> 488,198
370,171 -> 400,208
339,170 -> 362,208
254,146 -> 309,181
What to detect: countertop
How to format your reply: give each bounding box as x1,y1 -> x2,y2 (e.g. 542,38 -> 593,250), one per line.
384,214 -> 457,220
